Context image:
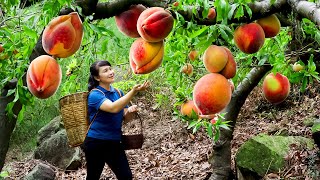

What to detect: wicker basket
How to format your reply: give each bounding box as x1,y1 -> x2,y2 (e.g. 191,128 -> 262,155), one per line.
122,112 -> 144,150
59,92 -> 89,147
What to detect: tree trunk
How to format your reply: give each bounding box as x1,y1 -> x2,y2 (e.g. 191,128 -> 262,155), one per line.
208,64 -> 272,180
0,94 -> 22,171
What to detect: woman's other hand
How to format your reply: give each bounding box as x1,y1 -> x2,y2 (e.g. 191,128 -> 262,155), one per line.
127,105 -> 138,113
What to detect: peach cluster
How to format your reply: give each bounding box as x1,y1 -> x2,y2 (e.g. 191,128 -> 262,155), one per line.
180,45 -> 237,118
234,14 -> 281,54
115,5 -> 174,74
27,12 -> 83,99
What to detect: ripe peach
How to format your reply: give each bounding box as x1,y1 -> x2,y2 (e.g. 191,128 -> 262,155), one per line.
42,12 -> 83,58
234,23 -> 265,54
27,55 -> 62,99
207,8 -> 216,20
292,62 -> 304,72
181,100 -> 199,117
193,73 -> 232,115
188,50 -> 198,61
181,63 -> 193,75
220,47 -> 237,79
262,72 -> 290,104
129,38 -> 164,74
256,14 -> 281,38
173,2 -> 179,7
137,7 -> 174,42
0,44 -> 4,53
203,45 -> 228,73
115,5 -> 146,38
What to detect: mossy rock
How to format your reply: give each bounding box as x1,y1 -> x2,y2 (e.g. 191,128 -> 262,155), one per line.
236,133 -> 314,177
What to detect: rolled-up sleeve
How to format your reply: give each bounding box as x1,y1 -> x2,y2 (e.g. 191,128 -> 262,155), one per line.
88,90 -> 108,110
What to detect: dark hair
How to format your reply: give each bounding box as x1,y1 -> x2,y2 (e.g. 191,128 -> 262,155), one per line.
88,60 -> 112,91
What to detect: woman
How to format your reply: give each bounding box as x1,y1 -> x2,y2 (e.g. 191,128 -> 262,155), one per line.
83,60 -> 149,180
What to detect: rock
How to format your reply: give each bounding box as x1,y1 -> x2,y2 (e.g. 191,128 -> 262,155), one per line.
23,163 -> 55,180
312,118 -> 320,148
34,129 -> 81,170
37,116 -> 64,145
236,133 -> 314,179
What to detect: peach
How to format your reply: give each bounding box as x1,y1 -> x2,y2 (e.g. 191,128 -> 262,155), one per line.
181,100 -> 199,118
262,72 -> 290,104
27,55 -> 62,99
188,50 -> 198,61
115,5 -> 146,38
256,14 -> 281,38
173,2 -> 179,7
193,73 -> 232,115
181,63 -> 193,75
292,62 -> 304,72
137,7 -> 174,42
0,44 -> 4,53
129,38 -> 164,74
42,12 -> 83,58
220,47 -> 237,79
207,8 -> 216,20
203,45 -> 228,73
234,23 -> 265,54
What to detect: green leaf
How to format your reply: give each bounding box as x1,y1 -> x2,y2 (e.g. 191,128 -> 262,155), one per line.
228,4 -> 238,19
220,28 -> 229,41
187,121 -> 198,129
193,123 -> 201,134
219,124 -> 230,130
0,170 -> 9,178
58,0 -> 66,5
243,4 -> 252,19
301,77 -> 308,92
207,123 -> 213,138
190,26 -> 209,39
23,26 -> 38,41
312,123 -> 320,133
234,5 -> 244,19
88,24 -> 102,33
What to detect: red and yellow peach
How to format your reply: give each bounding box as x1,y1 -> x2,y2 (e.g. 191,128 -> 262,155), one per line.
129,38 -> 164,74
42,12 -> 83,58
27,55 -> 62,99
137,7 -> 174,42
115,5 -> 146,38
233,23 -> 265,54
256,14 -> 281,38
193,73 -> 232,115
262,72 -> 290,104
203,45 -> 228,73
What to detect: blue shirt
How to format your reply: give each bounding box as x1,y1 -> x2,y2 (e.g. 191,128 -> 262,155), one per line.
87,85 -> 128,140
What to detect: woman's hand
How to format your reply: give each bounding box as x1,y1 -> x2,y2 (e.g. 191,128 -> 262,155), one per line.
133,81 -> 150,93
123,105 -> 139,124
127,105 -> 138,113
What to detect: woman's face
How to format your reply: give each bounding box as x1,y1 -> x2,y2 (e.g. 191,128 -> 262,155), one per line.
96,65 -> 115,84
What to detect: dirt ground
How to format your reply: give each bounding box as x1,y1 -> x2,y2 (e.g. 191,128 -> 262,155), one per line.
3,82 -> 320,179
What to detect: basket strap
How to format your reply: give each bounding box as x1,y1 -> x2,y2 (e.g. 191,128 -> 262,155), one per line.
115,88 -> 143,135
85,88 -> 105,136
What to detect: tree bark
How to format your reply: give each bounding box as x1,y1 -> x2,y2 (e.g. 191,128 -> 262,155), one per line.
0,94 -> 22,171
208,63 -> 272,180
